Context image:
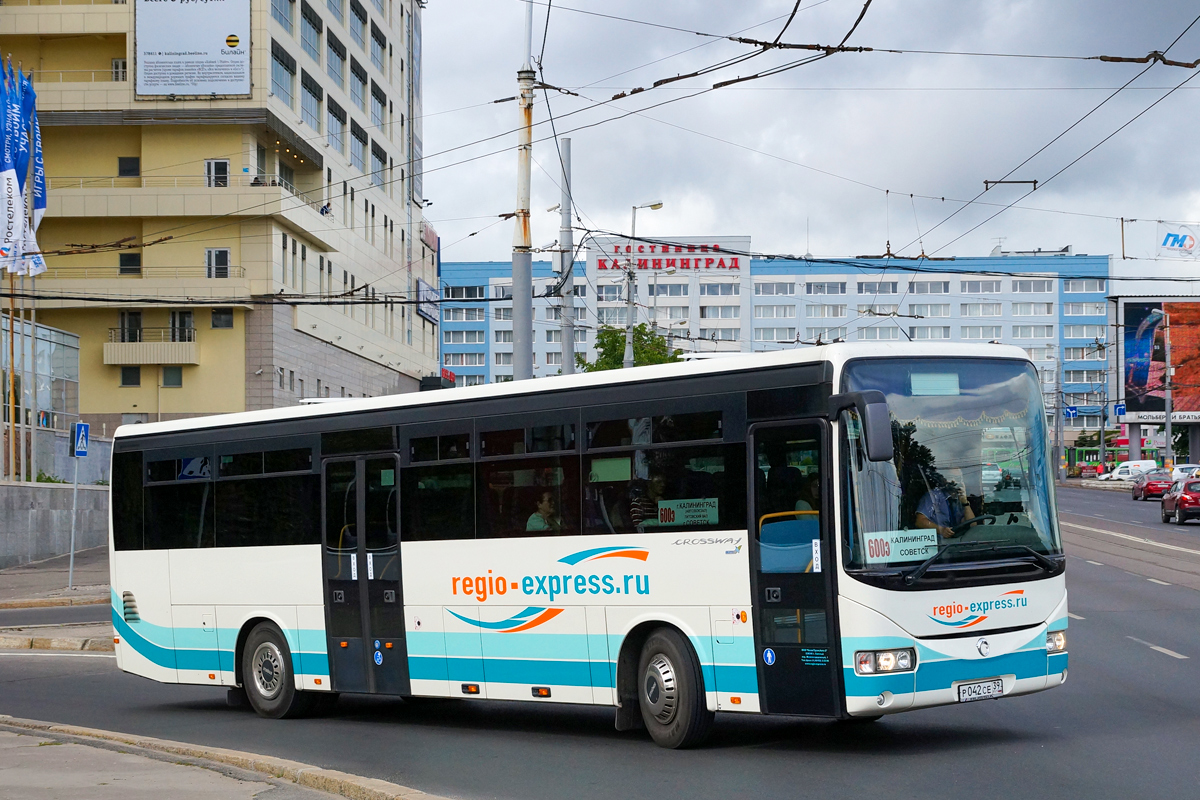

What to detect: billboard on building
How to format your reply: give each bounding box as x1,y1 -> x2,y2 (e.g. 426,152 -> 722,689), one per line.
587,236 -> 752,274
134,0 -> 251,97
1122,300 -> 1200,422
416,278 -> 439,324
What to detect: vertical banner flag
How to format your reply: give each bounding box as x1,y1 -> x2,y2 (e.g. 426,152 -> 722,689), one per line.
1157,222 -> 1200,259
19,72 -> 44,276
0,62 -> 23,273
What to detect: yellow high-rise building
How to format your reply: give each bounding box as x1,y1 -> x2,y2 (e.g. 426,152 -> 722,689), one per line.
1,0 -> 439,433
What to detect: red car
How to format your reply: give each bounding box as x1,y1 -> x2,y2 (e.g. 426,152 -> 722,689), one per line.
1133,469 -> 1174,500
1161,480 -> 1200,524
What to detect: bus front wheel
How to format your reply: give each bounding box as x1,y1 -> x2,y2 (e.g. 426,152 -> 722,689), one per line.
637,628 -> 714,748
242,621 -> 311,719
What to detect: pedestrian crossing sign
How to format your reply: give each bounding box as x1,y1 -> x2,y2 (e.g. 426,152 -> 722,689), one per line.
72,423 -> 89,458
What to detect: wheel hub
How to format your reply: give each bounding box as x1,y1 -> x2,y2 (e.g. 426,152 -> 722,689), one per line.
643,653 -> 678,724
252,642 -> 284,700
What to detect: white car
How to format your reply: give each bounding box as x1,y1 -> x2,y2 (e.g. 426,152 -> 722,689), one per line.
1171,464 -> 1200,480
1099,462 -> 1153,482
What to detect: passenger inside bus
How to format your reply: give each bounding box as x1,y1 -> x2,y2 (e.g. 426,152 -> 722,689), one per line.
526,490 -> 564,533
914,467 -> 976,538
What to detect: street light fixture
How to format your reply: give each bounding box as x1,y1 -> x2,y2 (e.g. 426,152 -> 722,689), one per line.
624,201 -> 664,368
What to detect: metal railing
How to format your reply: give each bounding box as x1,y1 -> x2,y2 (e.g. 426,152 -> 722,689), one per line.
47,174 -> 325,211
108,327 -> 197,343
30,70 -> 127,83
40,266 -> 245,280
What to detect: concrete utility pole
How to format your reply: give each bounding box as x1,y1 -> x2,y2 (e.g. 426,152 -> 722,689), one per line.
557,138 -> 575,375
1165,312 -> 1174,469
1055,355 -> 1065,482
511,0 -> 535,381
623,201 -> 662,369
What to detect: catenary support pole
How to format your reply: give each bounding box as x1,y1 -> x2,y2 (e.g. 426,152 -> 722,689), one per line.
511,0 -> 535,381
1165,313 -> 1174,469
29,273 -> 37,484
1055,356 -> 1064,482
558,138 -> 575,375
8,273 -> 15,482
623,206 -> 637,369
18,274 -> 25,480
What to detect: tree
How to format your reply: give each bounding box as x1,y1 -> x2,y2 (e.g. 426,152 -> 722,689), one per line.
576,324 -> 683,372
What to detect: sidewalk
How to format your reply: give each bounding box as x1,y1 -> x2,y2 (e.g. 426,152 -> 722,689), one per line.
0,546 -> 109,607
0,728 -> 341,800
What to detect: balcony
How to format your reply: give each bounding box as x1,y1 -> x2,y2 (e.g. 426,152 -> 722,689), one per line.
47,174 -> 330,229
103,327 -> 199,365
40,266 -> 246,280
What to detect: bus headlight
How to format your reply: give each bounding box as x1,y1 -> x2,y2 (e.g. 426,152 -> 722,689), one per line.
855,648 -> 916,675
1046,630 -> 1067,653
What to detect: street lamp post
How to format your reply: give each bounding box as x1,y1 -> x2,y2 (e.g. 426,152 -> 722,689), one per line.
623,201 -> 663,369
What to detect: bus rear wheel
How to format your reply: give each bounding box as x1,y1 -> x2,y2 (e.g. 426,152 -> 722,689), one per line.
637,628 -> 713,749
242,622 -> 312,719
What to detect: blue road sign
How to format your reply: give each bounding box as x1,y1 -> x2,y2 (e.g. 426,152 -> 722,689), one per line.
1114,402 -> 1127,417
71,423 -> 89,458
1064,406 -> 1078,419
763,648 -> 776,666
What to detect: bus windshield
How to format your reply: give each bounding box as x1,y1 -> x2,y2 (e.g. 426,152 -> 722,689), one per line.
840,357 -> 1061,575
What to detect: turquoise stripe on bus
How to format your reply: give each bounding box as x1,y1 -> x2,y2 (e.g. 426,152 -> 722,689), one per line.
1047,652 -> 1068,673
713,664 -> 758,694
914,649 -> 1047,692
410,655 -> 605,688
843,668 -> 915,697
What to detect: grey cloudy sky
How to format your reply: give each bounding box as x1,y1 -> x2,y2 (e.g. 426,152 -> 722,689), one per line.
421,1 -> 1200,270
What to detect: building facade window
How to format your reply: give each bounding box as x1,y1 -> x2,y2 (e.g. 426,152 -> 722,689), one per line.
327,32 -> 346,86
908,326 -> 951,339
1012,279 -> 1053,293
120,366 -> 141,387
699,305 -> 739,319
443,330 -> 485,344
371,142 -> 387,185
444,307 -> 485,321
495,352 -> 513,366
755,282 -> 796,295
326,0 -> 344,23
349,0 -> 367,48
858,282 -> 897,294
205,248 -> 231,278
858,304 -> 897,316
961,325 -> 1002,340
1012,302 -> 1054,316
272,0 -> 294,33
803,282 -> 842,295
350,59 -> 367,111
495,330 -> 514,343
1066,370 -> 1106,383
350,121 -> 367,171
961,302 -> 1002,316
444,353 -> 486,366
212,308 -> 234,328
1063,279 -> 1106,293
1064,324 -> 1106,340
300,3 -> 322,62
162,366 -> 183,388
858,326 -> 899,340
754,327 -> 796,342
754,305 -> 796,319
1064,302 -> 1106,316
700,328 -> 740,341
446,286 -> 485,299
370,22 -> 387,71
961,280 -> 1002,293
908,303 -> 950,318
806,326 -> 846,341
1064,346 -> 1104,360
327,99 -> 346,152
118,253 -> 141,276
271,41 -> 297,108
301,72 -> 323,131
806,304 -> 846,318
699,282 -> 738,296
1013,325 -> 1054,338
910,281 -> 949,294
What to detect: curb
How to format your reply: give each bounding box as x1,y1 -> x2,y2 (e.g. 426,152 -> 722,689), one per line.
0,634 -> 113,651
0,715 -> 445,800
1076,480 -> 1136,493
0,597 -> 108,610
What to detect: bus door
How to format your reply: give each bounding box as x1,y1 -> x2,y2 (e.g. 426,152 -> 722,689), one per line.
749,421 -> 840,716
322,456 -> 410,695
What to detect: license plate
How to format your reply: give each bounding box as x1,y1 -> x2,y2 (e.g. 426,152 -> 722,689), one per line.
957,679 -> 1004,702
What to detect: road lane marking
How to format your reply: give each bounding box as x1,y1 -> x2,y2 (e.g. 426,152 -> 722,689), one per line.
0,651 -> 114,659
1086,560 -> 1105,565
1060,521 -> 1200,557
1148,578 -> 1172,585
1068,613 -> 1086,620
1127,636 -> 1189,660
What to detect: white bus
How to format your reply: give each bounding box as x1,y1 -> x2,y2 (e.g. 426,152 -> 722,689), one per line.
108,342 -> 1068,748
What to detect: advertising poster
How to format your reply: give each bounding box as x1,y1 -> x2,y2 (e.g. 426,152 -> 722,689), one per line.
1157,223 -> 1200,259
1124,300 -> 1200,419
135,0 -> 251,97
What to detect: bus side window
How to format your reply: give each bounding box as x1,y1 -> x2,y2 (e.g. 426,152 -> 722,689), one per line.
583,443 -> 745,535
402,462 -> 475,541
144,482 -> 215,549
477,455 -> 580,538
215,474 -> 321,547
112,451 -> 144,551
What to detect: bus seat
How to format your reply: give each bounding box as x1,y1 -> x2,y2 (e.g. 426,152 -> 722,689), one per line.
759,516 -> 818,573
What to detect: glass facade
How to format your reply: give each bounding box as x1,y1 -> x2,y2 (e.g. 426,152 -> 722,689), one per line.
1,315 -> 80,431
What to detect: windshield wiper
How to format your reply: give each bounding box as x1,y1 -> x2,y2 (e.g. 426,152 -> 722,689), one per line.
902,539 -> 1012,585
903,540 -> 1060,585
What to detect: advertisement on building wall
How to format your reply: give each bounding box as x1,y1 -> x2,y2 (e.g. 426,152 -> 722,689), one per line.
134,0 -> 251,97
1123,300 -> 1200,421
416,278 -> 439,324
587,236 -> 752,274
1157,223 -> 1200,259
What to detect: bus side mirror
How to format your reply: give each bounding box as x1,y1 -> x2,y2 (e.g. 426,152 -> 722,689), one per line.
829,390 -> 894,463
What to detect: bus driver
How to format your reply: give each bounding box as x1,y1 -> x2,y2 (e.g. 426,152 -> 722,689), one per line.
915,467 -> 975,539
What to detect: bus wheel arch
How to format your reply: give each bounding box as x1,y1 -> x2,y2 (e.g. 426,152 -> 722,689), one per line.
237,619 -> 313,719
614,621 -> 714,747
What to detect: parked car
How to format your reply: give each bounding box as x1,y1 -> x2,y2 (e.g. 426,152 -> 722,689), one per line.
1170,464 -> 1200,480
1100,461 -> 1156,482
1161,479 -> 1200,524
1133,469 -> 1174,500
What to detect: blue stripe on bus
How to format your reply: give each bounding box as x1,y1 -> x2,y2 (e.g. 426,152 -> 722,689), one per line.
914,649 -> 1048,693
843,669 -> 916,697
713,664 -> 759,694
1048,651 -> 1068,673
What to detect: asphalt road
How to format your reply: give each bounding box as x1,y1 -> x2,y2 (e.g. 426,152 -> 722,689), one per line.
0,604 -> 111,628
2,490 -> 1198,800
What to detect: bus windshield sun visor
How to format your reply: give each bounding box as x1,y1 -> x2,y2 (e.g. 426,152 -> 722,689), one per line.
829,390 -> 893,462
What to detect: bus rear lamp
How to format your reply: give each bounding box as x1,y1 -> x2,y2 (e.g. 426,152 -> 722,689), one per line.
1046,631 -> 1067,653
855,649 -> 916,675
